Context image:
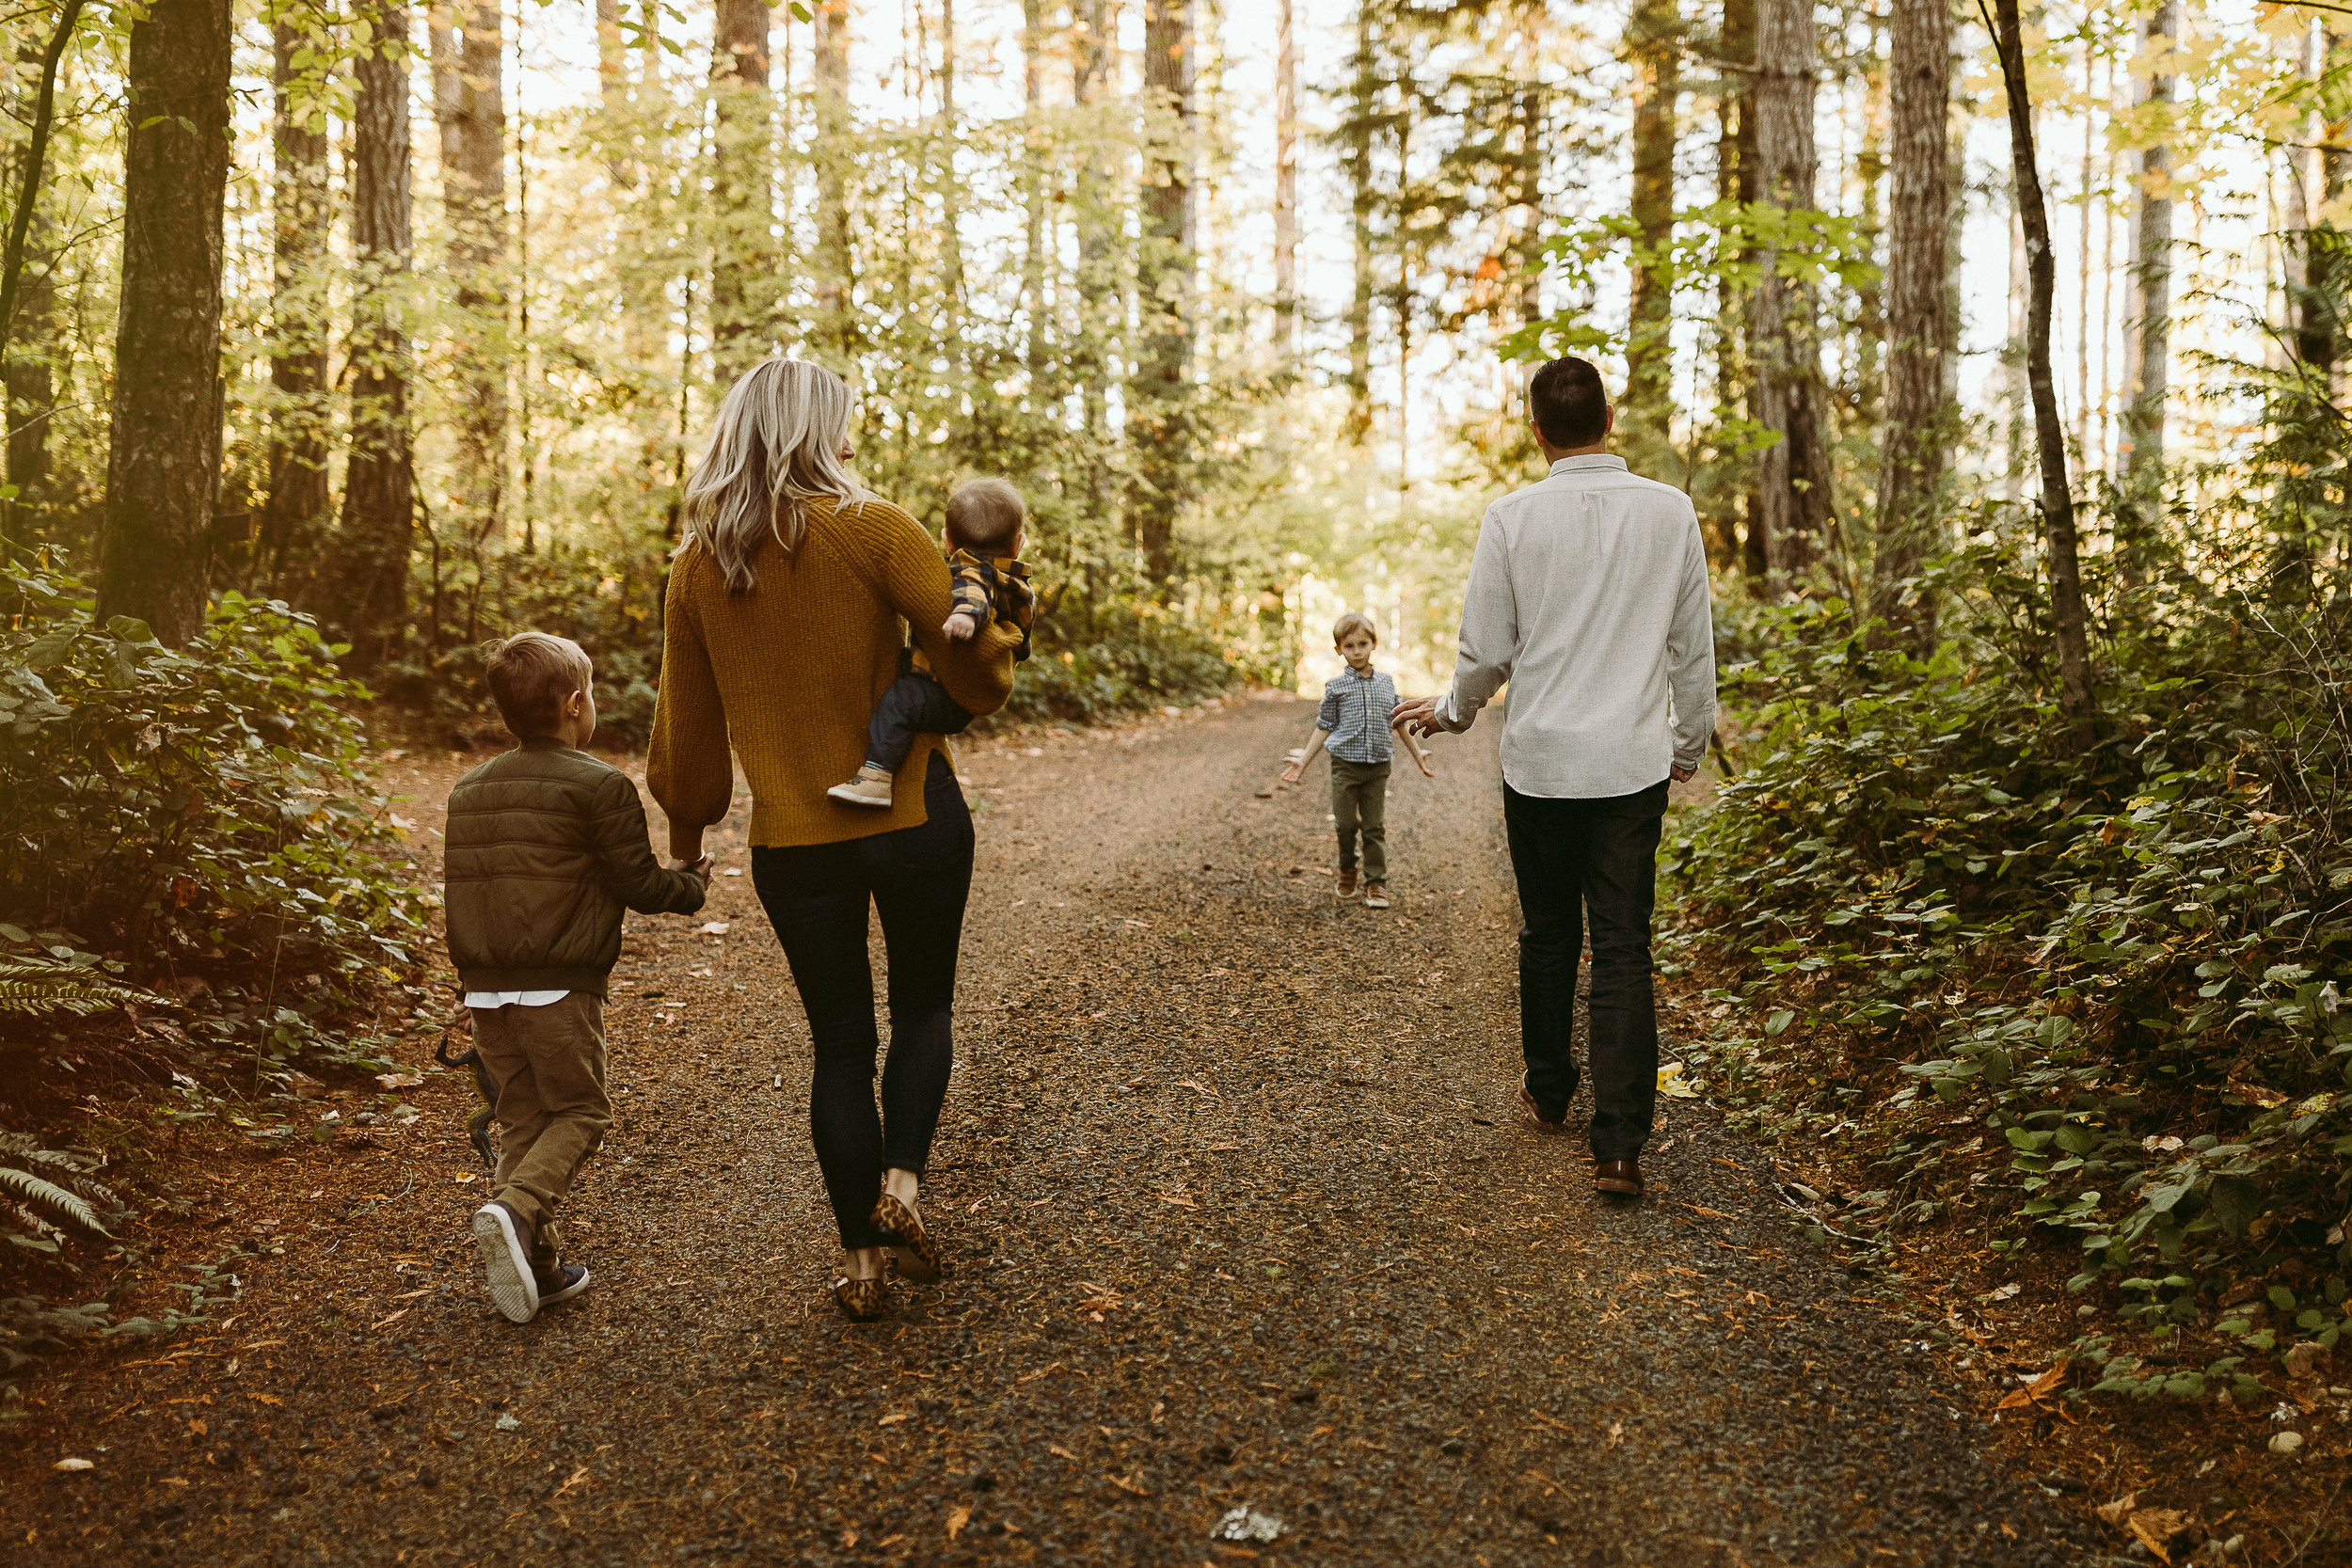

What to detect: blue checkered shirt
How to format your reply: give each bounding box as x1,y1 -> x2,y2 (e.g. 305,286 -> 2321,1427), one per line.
1317,667 -> 1398,765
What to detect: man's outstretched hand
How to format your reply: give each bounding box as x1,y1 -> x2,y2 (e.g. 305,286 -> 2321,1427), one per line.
1391,695 -> 1446,738
1670,762 -> 1697,784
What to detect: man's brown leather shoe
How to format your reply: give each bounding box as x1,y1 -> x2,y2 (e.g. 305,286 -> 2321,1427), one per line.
1594,1159 -> 1644,1196
1518,1071 -> 1568,1135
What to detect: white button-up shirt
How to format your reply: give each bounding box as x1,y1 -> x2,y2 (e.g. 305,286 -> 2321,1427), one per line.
1431,453 -> 1717,800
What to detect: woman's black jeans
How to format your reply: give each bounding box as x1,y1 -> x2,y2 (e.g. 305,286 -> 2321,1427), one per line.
752,752 -> 973,1249
1502,777 -> 1669,1164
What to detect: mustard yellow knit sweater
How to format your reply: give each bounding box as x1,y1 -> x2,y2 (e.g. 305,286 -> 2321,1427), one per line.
646,495 -> 1022,847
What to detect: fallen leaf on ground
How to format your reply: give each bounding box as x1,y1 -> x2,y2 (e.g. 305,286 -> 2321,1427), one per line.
1605,1421 -> 1624,1449
878,1413 -> 911,1426
1176,1080 -> 1219,1098
1109,1472 -> 1151,1497
699,922 -> 729,935
2127,1509 -> 2187,1562
374,1071 -> 423,1090
246,1394 -> 283,1406
371,1308 -> 410,1331
53,1458 -> 92,1473
552,1465 -> 591,1500
1050,1443 -> 1079,1460
1997,1360 -> 2070,1410
1159,1193 -> 1198,1209
1018,1362 -> 1063,1384
2095,1493 -> 2139,1528
946,1504 -> 973,1540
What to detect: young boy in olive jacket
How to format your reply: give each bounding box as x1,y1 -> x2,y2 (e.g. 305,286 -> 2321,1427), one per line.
443,632 -> 710,1323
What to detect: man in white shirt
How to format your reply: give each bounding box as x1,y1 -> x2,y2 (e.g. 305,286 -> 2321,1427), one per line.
1396,356 -> 1716,1199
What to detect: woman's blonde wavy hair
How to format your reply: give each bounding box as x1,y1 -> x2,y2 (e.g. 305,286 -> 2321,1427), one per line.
679,358 -> 871,594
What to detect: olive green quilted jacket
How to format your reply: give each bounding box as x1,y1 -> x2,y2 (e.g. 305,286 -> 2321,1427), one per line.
443,737 -> 707,997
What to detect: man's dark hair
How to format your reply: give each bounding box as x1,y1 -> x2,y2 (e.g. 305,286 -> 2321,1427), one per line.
1528,356 -> 1610,449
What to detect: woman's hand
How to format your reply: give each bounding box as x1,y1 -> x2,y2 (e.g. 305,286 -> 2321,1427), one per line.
670,827 -> 707,865
1414,752 -> 1436,779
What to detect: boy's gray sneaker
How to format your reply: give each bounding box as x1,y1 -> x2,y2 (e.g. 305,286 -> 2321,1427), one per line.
472,1201 -> 541,1323
534,1263 -> 591,1308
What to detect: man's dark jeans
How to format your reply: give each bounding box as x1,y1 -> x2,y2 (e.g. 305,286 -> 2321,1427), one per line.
1503,777 -> 1669,1163
866,666 -> 976,772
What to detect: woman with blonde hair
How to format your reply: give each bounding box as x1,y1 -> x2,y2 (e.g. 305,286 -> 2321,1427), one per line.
648,358 -> 1022,1319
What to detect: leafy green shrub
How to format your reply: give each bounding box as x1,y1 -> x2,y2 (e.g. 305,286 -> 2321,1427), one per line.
1665,511 -> 2352,1370
1006,591 -> 1243,723
0,558 -> 427,1065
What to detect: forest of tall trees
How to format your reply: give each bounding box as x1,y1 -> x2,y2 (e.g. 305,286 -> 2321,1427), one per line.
0,0 -> 2337,708
2,0 -> 2350,1500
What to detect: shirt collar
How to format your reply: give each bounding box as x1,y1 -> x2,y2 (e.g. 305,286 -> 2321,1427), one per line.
1344,664 -> 1378,679
1547,453 -> 1629,477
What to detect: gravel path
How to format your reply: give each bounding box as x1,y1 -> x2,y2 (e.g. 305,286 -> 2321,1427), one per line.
8,698 -> 2101,1566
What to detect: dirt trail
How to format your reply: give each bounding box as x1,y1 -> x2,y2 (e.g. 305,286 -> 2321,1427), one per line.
5,698 -> 2097,1566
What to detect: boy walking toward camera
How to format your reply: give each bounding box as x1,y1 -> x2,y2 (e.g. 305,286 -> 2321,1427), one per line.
444,632 -> 711,1323
1279,610 -> 1433,909
830,477 -> 1037,809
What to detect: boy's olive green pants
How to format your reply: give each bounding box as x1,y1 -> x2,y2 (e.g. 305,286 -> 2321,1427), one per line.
470,993 -> 612,1271
1329,756 -> 1391,882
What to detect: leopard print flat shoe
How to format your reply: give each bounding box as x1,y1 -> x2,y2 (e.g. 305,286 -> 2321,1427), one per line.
832,1270 -> 891,1321
870,1193 -> 944,1284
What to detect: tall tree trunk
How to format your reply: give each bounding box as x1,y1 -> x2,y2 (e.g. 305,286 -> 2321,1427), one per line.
1869,0 -> 1950,631
1133,0 -> 1194,579
710,0 -> 773,381
96,0 -> 230,647
596,0 -> 627,107
262,20 -> 333,590
1,0 -> 86,541
1275,0 -> 1298,362
333,0 -> 415,669
2119,0 -> 2177,532
433,0 -> 508,549
938,0 -> 965,380
1751,0 -> 1833,580
1512,44 -> 1545,329
1987,0 -> 2095,733
1343,0 -> 1376,444
1624,0 -> 1681,474
1718,0 -> 1763,578
813,0 -> 854,355
1021,0 -> 1050,380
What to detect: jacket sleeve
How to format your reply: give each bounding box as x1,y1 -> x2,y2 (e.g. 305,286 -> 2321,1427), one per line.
1666,513 -> 1719,770
645,556 -> 736,834
592,769 -> 708,916
875,508 -> 1021,716
1435,504 -> 1516,732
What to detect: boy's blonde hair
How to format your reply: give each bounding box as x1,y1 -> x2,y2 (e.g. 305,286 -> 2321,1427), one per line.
1331,610 -> 1378,647
486,632 -> 593,738
946,477 -> 1026,554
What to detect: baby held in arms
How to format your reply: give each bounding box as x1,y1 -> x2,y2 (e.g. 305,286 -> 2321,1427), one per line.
829,477 -> 1038,809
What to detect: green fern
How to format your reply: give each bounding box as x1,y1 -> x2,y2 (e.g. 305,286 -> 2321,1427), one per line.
0,1165 -> 109,1237
0,958 -> 159,1020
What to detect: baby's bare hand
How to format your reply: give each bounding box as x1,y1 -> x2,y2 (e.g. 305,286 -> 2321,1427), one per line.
943,612 -> 979,641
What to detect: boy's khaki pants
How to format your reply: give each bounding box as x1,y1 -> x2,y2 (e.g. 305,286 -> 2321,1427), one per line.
1330,756 -> 1391,882
470,993 -> 611,1271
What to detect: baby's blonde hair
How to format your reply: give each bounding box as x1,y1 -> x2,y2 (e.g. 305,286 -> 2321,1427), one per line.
946,477 -> 1026,553
1331,610 -> 1378,647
